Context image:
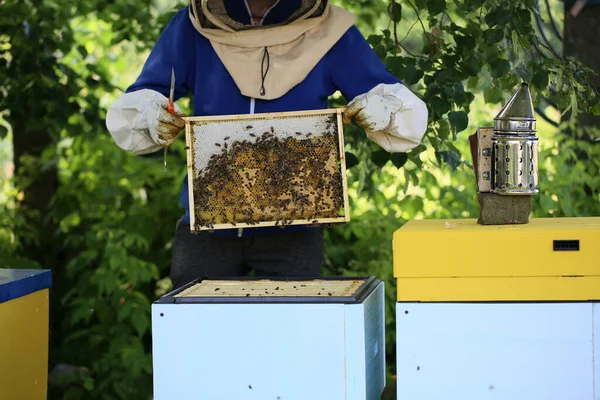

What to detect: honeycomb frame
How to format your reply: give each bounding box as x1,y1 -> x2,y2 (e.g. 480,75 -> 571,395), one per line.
183,108 -> 350,232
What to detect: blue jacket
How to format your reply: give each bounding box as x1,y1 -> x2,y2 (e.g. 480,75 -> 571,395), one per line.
127,3 -> 399,236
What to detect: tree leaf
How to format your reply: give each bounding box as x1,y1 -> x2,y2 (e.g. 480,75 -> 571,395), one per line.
461,57 -> 480,76
367,35 -> 382,47
485,28 -> 504,45
437,119 -> 451,140
484,8 -> 510,28
490,59 -> 511,78
402,63 -> 424,85
386,56 -> 404,76
131,310 -> 149,337
430,96 -> 451,118
448,111 -> 469,133
373,45 -> 387,59
592,101 -> 600,116
427,0 -> 446,15
345,151 -> 359,169
532,70 -> 549,89
371,149 -> 390,168
455,34 -> 476,53
483,86 -> 504,104
391,153 -> 408,168
414,0 -> 428,10
438,150 -> 461,170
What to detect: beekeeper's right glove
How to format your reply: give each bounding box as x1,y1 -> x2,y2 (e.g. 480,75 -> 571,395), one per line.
147,97 -> 187,147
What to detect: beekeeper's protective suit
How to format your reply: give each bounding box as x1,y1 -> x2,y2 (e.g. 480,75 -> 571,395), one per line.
106,0 -> 428,288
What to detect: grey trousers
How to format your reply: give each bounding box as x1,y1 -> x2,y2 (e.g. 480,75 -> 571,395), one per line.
170,219 -> 325,289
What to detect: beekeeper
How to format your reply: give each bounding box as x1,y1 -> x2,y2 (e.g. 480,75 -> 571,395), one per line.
106,0 -> 428,289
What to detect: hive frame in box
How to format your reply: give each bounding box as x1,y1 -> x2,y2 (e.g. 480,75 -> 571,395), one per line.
183,108 -> 350,231
155,276 -> 380,304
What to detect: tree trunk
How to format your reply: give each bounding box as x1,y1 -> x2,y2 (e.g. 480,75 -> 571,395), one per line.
562,3 -> 599,197
12,120 -> 58,250
563,3 -> 600,128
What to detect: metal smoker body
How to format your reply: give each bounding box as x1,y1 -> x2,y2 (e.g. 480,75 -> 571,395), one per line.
476,83 -> 539,195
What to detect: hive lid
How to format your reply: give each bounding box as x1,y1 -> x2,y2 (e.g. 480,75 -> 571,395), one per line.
155,276 -> 380,304
393,217 -> 600,279
494,83 -> 536,133
0,269 -> 52,304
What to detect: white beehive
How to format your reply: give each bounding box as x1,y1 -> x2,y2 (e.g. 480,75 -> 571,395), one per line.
151,277 -> 385,400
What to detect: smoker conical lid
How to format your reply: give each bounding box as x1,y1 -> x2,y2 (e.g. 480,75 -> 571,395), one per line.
494,83 -> 536,134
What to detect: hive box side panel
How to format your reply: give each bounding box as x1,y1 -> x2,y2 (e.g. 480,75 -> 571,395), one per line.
0,289 -> 49,400
152,303 -> 347,400
595,303 -> 600,399
396,302 -> 594,400
363,282 -> 385,400
396,276 -> 600,302
343,281 -> 385,400
344,303 -> 366,400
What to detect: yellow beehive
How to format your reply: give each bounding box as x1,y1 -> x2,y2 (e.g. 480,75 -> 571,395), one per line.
0,269 -> 52,400
393,217 -> 600,301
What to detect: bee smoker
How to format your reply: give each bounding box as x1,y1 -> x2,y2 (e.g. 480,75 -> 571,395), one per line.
472,83 -> 539,194
469,83 -> 539,224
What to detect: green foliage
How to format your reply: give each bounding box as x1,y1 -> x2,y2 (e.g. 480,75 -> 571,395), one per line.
0,0 -> 598,399
533,122 -> 600,217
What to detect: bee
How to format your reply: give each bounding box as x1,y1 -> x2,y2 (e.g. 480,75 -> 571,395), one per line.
215,143 -> 221,147
224,136 -> 230,141
249,133 -> 256,138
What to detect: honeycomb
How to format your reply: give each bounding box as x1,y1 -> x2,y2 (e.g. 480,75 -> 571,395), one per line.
185,110 -> 348,231
174,279 -> 367,298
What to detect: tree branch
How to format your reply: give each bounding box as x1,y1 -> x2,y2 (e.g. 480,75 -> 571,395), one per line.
400,19 -> 419,44
537,39 -> 564,61
392,0 -> 398,47
406,0 -> 427,35
398,43 -> 428,59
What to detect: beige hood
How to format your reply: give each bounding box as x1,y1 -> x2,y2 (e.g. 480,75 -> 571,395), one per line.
188,0 -> 356,100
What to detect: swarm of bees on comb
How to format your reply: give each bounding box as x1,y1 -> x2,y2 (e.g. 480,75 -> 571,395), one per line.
186,111 -> 348,231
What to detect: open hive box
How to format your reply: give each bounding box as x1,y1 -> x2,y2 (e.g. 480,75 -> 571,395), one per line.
164,277 -> 374,303
152,276 -> 386,399
184,109 -> 349,231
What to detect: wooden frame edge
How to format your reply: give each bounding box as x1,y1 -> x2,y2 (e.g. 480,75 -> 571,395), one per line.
191,217 -> 347,232
185,121 -> 195,230
181,108 -> 346,123
337,109 -> 351,222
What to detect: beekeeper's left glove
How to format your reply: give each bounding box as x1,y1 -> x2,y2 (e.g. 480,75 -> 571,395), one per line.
342,84 -> 428,153
343,93 -> 403,133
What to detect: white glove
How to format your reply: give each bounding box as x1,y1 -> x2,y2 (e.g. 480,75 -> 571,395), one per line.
343,83 -> 428,153
147,98 -> 187,147
343,92 -> 403,132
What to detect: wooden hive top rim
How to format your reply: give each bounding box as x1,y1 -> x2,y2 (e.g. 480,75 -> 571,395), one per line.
157,277 -> 379,304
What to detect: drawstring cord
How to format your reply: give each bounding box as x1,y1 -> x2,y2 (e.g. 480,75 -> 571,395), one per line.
260,46 -> 270,96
